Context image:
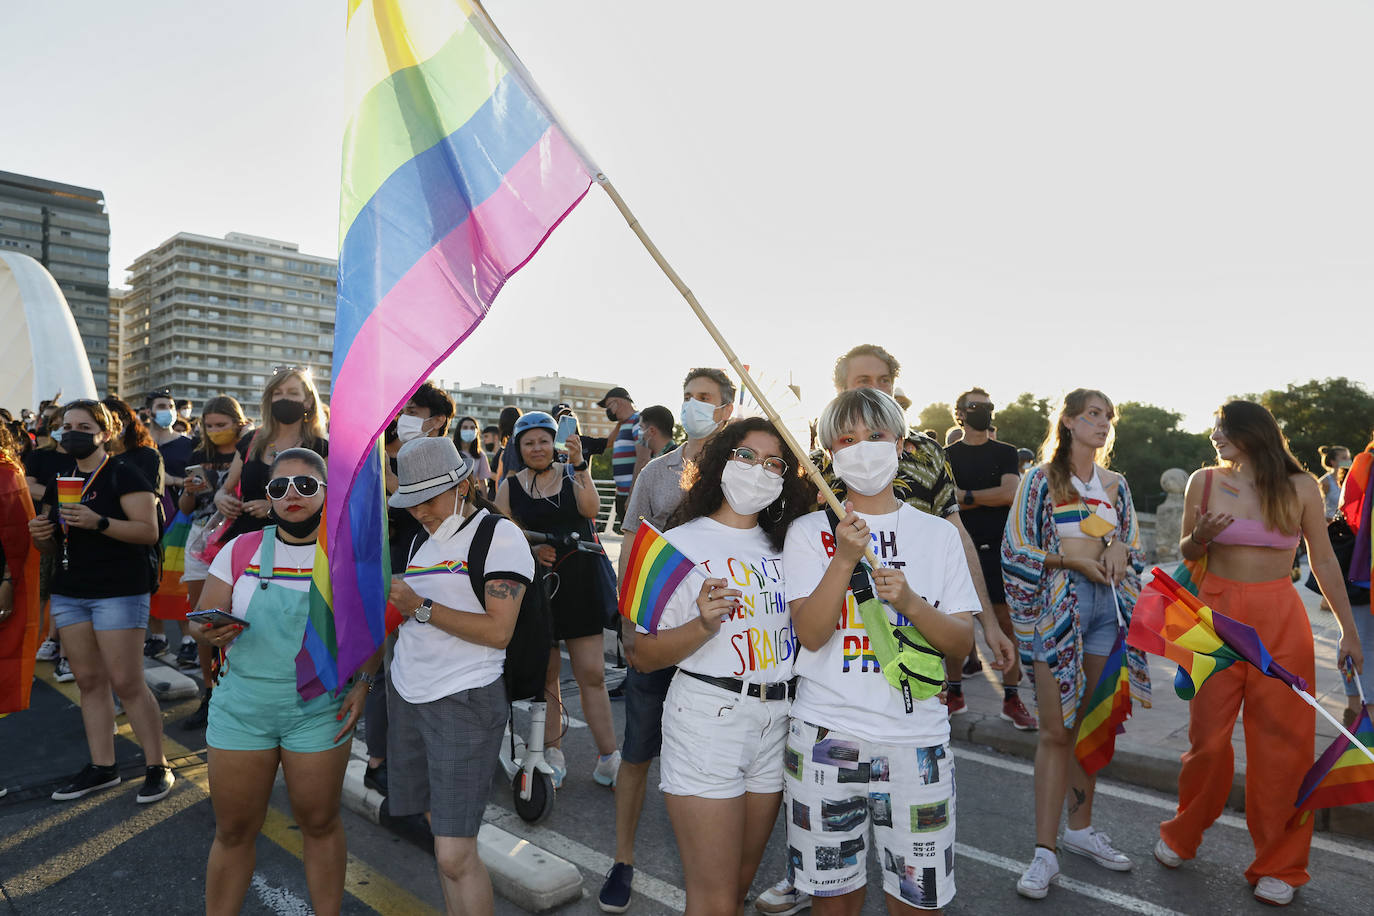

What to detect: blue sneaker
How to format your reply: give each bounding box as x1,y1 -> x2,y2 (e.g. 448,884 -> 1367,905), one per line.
599,862 -> 633,913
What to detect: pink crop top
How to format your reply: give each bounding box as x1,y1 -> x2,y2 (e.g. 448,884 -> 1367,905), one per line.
1199,470 -> 1301,550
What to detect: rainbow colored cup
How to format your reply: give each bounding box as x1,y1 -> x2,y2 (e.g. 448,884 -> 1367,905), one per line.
56,477 -> 84,505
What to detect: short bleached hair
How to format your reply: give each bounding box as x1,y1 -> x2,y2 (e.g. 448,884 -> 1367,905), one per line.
819,388 -> 907,450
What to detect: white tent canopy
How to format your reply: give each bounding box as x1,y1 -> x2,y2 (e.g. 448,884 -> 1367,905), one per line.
0,252 -> 98,413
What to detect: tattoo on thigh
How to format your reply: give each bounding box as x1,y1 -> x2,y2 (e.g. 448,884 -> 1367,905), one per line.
485,579 -> 526,602
1069,787 -> 1085,814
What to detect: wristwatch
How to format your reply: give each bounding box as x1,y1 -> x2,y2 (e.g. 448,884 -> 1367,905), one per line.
96,516 -> 110,532
413,598 -> 433,623
962,489 -> 975,506
573,460 -> 589,472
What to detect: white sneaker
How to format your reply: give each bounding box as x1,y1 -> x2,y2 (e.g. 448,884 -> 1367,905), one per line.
1153,838 -> 1183,869
1061,827 -> 1132,871
1254,876 -> 1294,906
755,878 -> 811,916
36,639 -> 60,662
54,657 -> 75,683
1016,849 -> 1059,899
545,747 -> 567,789
593,750 -> 621,787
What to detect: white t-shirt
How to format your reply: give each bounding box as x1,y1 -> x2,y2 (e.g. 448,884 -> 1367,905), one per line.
645,516 -> 794,683
783,505 -> 979,746
208,533 -> 316,616
391,509 -> 535,704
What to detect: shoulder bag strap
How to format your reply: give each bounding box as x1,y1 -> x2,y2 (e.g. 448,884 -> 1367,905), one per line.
466,513 -> 502,610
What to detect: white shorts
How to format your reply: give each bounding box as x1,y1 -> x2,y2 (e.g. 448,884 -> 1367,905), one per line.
180,519 -> 211,583
659,671 -> 790,799
783,718 -> 956,910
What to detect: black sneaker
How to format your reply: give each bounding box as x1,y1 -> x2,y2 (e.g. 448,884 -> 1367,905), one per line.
181,690 -> 211,730
136,765 -> 175,804
598,862 -> 633,913
364,762 -> 388,795
143,634 -> 169,658
52,763 -> 120,801
176,637 -> 199,670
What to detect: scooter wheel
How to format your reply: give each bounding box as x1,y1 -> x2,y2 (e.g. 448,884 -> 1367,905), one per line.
513,769 -> 554,824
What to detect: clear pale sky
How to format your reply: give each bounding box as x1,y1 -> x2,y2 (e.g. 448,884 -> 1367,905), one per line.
3,1 -> 1370,432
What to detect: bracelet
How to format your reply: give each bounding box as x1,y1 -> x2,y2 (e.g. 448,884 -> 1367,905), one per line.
573,460 -> 589,472
356,671 -> 378,692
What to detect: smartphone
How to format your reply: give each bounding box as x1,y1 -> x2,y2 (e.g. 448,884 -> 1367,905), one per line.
187,608 -> 248,629
184,464 -> 205,487
554,414 -> 578,450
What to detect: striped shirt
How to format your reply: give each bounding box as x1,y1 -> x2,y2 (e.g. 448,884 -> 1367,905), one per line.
612,412 -> 640,496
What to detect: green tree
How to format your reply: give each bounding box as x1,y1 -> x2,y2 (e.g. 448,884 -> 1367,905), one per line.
994,393 -> 1051,454
1245,378 -> 1374,472
1110,402 -> 1214,511
916,402 -> 953,436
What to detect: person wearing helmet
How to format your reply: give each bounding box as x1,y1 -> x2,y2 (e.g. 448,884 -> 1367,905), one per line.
496,412 -> 622,790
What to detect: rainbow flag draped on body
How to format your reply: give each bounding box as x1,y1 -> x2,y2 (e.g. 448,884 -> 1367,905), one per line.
1074,626 -> 1133,774
1289,705 -> 1374,828
1127,568 -> 1307,701
619,522 -> 698,635
304,0 -> 596,698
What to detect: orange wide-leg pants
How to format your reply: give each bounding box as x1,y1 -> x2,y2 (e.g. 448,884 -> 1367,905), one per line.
1159,574 -> 1316,887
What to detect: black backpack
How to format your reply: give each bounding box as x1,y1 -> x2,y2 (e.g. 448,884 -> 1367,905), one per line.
466,513 -> 553,702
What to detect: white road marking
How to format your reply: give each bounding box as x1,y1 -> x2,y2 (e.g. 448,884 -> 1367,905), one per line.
954,843 -> 1185,915
957,747 -> 1374,864
485,803 -> 687,912
252,874 -> 315,916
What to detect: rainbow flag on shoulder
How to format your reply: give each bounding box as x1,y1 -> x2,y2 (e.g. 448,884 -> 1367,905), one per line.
619,522 -> 698,635
1075,625 -> 1132,774
1289,704 -> 1374,828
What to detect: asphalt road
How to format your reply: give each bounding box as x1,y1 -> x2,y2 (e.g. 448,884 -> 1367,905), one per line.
5,654 -> 1374,915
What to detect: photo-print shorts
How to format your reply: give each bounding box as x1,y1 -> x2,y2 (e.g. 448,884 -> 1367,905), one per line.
782,718 -> 956,910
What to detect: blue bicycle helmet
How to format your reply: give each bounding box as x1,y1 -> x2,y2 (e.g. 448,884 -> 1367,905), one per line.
512,411 -> 557,446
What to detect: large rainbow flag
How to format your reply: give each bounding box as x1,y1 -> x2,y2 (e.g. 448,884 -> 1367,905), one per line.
1289,704 -> 1374,828
310,0 -> 595,698
619,522 -> 698,635
1074,625 -> 1132,774
1127,568 -> 1306,701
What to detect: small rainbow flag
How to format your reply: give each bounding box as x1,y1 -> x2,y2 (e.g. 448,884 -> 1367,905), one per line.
618,522 -> 698,635
1289,705 -> 1374,828
1128,568 -> 1306,701
1075,625 -> 1132,774
56,477 -> 83,505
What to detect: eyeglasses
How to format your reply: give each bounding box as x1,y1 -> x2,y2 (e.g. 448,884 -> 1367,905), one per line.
729,447 -> 789,479
266,475 -> 326,500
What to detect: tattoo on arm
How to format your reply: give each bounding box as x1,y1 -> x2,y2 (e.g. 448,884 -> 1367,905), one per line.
1068,787 -> 1086,814
485,579 -> 527,602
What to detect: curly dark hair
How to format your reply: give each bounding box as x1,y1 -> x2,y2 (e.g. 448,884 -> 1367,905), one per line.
102,396 -> 155,453
668,418 -> 816,551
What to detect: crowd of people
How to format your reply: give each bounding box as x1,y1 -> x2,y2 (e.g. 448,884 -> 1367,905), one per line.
0,345 -> 1370,915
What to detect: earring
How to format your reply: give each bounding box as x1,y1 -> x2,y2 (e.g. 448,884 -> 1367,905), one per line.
767,500 -> 785,523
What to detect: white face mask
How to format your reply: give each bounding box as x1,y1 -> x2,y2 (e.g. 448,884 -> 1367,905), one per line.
396,414 -> 429,443
720,460 -> 784,516
831,440 -> 899,496
459,428 -> 478,443
432,486 -> 467,541
681,399 -> 721,440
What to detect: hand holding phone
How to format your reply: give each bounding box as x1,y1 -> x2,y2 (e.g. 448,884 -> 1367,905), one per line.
188,608 -> 248,630
554,414 -> 578,450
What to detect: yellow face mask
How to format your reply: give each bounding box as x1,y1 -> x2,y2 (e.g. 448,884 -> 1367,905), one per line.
208,428 -> 239,446
1078,503 -> 1115,539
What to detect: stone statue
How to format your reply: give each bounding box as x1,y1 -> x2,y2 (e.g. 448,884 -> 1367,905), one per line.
1154,468 -> 1188,565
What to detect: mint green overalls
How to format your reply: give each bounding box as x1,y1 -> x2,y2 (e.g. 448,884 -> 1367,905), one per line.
205,528 -> 346,752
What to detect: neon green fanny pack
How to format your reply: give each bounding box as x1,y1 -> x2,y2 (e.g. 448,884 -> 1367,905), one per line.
849,565 -> 946,710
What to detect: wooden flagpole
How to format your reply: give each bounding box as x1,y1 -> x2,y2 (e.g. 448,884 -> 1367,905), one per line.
595,177 -> 881,569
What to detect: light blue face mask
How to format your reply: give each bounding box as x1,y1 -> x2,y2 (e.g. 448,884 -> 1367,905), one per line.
459,428 -> 478,443
680,398 -> 721,440
153,409 -> 175,428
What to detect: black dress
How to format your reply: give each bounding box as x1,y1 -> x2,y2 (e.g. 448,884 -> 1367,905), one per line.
507,469 -> 615,640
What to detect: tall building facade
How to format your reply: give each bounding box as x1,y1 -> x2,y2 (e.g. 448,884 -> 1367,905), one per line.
0,170 -> 111,392
118,232 -> 336,417
438,381 -> 557,429
518,373 -> 618,440
108,287 -> 131,396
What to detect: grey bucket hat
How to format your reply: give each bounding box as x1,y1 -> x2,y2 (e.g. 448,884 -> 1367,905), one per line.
388,437 -> 474,509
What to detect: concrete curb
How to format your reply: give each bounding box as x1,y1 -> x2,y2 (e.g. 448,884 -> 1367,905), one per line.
142,657 -> 199,700
949,710 -> 1372,840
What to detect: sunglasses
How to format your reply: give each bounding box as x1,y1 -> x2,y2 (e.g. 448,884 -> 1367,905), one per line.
266,475 -> 326,500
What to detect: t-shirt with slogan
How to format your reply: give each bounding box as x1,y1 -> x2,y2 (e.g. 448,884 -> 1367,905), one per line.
208,534 -> 317,618
784,504 -> 979,746
612,412 -> 641,496
391,509 -> 535,705
645,517 -> 796,683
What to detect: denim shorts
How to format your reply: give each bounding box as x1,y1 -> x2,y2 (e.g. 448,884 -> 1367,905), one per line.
622,665 -> 676,764
51,593 -> 151,632
1029,570 -> 1119,660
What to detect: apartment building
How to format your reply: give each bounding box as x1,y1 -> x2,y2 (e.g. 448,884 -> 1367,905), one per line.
517,373 -> 618,440
440,381 -> 557,429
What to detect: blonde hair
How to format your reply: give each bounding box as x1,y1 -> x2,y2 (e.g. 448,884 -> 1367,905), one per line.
1042,388 -> 1116,505
251,368 -> 328,461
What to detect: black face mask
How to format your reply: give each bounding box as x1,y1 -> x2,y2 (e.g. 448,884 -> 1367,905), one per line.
272,504 -> 323,540
271,399 -> 307,425
962,406 -> 993,432
63,431 -> 99,459
605,407 -> 618,422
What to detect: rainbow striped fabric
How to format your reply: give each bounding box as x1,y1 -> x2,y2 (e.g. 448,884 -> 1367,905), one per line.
404,559 -> 470,577
296,498 -> 342,699
1127,568 -> 1307,701
1290,704 -> 1374,827
318,0 -> 595,697
1074,625 -> 1132,774
618,522 -> 698,635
